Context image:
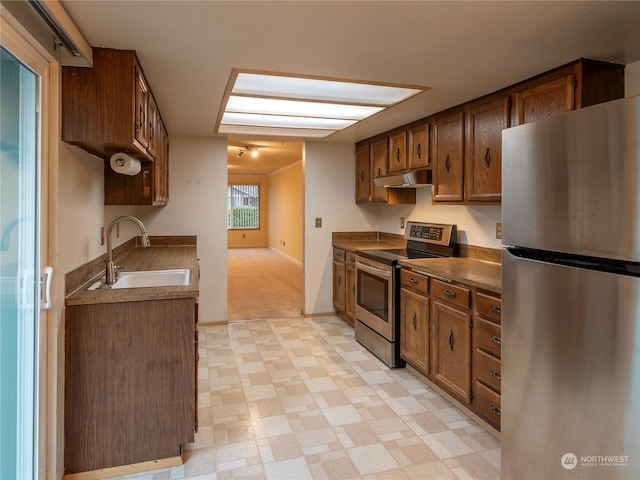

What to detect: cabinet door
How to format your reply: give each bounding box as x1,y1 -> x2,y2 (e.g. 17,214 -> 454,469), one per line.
431,299 -> 472,403
515,74 -> 575,125
134,68 -> 149,149
370,138 -> 389,203
400,288 -> 430,375
388,131 -> 407,172
146,95 -> 158,159
355,143 -> 370,203
333,261 -> 346,314
408,123 -> 429,169
465,97 -> 509,203
346,265 -> 356,324
432,111 -> 464,202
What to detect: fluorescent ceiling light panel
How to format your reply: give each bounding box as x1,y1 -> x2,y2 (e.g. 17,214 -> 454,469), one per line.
216,70 -> 429,138
226,96 -> 383,120
222,112 -> 356,130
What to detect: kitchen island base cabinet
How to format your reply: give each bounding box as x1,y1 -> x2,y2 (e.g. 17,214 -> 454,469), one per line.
65,298 -> 197,475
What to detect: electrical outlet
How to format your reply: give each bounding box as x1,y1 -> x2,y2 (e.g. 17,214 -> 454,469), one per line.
101,227 -> 105,246
315,217 -> 322,228
496,222 -> 503,240
400,217 -> 405,229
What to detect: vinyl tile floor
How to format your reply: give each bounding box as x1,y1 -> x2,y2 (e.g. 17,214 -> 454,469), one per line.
105,316 -> 500,480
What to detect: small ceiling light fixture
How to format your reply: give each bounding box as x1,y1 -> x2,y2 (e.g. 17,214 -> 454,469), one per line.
236,145 -> 259,158
216,70 -> 429,139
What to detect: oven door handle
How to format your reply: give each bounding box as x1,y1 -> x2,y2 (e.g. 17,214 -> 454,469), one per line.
356,260 -> 392,277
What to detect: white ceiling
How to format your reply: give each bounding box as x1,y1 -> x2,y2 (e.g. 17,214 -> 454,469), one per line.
61,1 -> 640,174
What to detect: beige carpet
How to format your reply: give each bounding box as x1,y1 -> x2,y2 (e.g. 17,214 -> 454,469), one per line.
227,248 -> 303,321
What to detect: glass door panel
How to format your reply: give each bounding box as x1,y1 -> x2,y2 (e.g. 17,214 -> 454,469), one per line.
0,44 -> 39,480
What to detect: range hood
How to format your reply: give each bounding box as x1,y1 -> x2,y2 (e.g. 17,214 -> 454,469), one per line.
373,169 -> 432,188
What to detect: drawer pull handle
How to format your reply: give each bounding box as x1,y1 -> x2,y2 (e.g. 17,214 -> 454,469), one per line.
490,335 -> 501,345
417,143 -> 422,159
490,369 -> 502,380
445,154 -> 451,172
443,288 -> 456,297
448,330 -> 454,351
396,147 -> 401,162
490,306 -> 501,314
409,277 -> 418,284
484,147 -> 491,167
490,404 -> 501,416
412,312 -> 417,330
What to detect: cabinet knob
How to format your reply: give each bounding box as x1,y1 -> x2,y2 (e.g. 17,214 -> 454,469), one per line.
360,171 -> 365,182
485,147 -> 491,167
490,305 -> 501,314
490,404 -> 501,416
412,312 -> 417,330
443,288 -> 456,297
448,330 -> 454,351
416,143 -> 422,159
490,335 -> 501,345
396,147 -> 401,162
445,155 -> 451,172
409,277 -> 418,284
490,369 -> 502,380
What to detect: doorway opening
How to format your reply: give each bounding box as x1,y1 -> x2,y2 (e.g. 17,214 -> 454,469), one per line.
226,139 -> 304,321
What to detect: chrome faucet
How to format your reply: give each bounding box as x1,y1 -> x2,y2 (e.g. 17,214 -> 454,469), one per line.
105,215 -> 150,285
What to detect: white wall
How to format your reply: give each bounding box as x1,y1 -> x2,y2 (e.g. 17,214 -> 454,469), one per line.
303,142 -> 379,315
626,60 -> 640,97
138,136 -> 228,323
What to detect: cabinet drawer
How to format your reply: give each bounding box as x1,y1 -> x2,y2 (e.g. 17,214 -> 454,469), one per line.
333,248 -> 346,263
475,318 -> 501,358
475,349 -> 501,392
476,291 -> 502,324
432,279 -> 470,309
476,381 -> 501,429
401,269 -> 429,294
346,252 -> 356,266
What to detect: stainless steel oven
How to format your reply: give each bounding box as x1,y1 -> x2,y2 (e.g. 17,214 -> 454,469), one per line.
354,256 -> 400,367
355,222 -> 457,368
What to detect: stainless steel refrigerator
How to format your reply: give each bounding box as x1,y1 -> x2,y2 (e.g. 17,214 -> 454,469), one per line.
502,96 -> 640,480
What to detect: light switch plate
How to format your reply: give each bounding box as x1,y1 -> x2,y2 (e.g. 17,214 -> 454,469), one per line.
496,222 -> 503,240
315,217 -> 322,228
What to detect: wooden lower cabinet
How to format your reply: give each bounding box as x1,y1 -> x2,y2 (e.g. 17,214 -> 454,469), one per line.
65,297 -> 197,474
400,288 -> 430,375
431,299 -> 473,404
346,263 -> 356,324
332,259 -> 346,314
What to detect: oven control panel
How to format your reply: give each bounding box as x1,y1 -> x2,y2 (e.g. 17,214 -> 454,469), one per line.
405,221 -> 456,246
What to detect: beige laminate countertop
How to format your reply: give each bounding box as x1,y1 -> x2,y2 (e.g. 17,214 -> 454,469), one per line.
399,257 -> 502,294
66,245 -> 199,306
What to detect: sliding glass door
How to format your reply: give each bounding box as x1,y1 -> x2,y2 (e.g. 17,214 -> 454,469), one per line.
0,44 -> 42,480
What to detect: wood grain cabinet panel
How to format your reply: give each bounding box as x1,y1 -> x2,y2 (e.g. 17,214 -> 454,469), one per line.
432,111 -> 465,203
408,123 -> 430,169
355,143 -> 371,203
370,138 -> 389,202
400,287 -> 430,376
64,298 -> 197,474
388,131 -> 407,172
431,298 -> 472,403
465,97 -> 509,203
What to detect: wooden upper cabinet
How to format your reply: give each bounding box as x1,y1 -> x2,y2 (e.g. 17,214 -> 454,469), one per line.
408,123 -> 429,169
63,48 -> 164,163
63,48 -> 169,206
514,59 -> 625,126
515,75 -> 575,125
465,97 -> 509,203
370,138 -> 389,202
355,143 -> 371,203
432,111 -> 464,203
388,131 -> 407,172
